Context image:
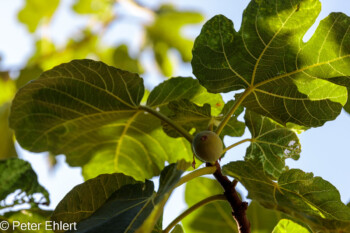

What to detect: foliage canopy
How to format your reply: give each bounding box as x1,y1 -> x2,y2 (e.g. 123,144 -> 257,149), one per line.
1,0 -> 350,232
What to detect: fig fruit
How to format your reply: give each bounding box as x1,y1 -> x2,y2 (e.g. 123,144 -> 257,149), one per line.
192,131 -> 223,163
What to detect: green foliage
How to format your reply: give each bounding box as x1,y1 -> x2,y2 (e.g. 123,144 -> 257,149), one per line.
192,2 -> 350,128
272,219 -> 310,233
3,0 -> 350,232
0,158 -> 49,209
64,163 -> 183,233
18,0 -> 60,32
223,161 -> 350,232
146,4 -> 204,76
244,110 -> 301,178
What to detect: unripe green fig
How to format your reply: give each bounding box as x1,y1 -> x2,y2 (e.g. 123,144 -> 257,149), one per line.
192,131 -> 223,163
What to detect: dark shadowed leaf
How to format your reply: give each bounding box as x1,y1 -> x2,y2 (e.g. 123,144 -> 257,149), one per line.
192,0 -> 350,128
9,60 -> 192,181
51,173 -> 138,227
0,158 -> 49,208
244,110 -> 301,178
70,164 -> 183,233
18,0 -> 60,33
223,161 -> 350,232
272,219 -> 310,233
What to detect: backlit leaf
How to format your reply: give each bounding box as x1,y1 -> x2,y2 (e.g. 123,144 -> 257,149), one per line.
9,59 -> 191,181
147,4 -> 203,76
272,219 -> 310,233
223,161 -> 350,232
18,0 -> 60,33
73,0 -> 114,21
244,110 -> 301,178
183,177 -> 237,233
192,0 -> 350,128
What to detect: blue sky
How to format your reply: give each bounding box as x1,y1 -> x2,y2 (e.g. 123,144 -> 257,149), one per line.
1,0 -> 350,227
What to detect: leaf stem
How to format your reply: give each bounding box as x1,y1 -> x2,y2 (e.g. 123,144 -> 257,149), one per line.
222,138 -> 252,154
162,194 -> 227,233
215,88 -> 253,136
139,105 -> 193,143
175,166 -> 217,188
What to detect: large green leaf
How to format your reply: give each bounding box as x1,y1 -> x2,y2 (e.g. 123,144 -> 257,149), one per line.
146,4 -> 203,76
183,177 -> 237,233
272,219 -> 310,233
222,161 -> 350,232
18,0 -> 60,33
9,59 -> 191,181
0,158 -> 49,208
51,173 -> 138,227
71,163 -> 183,233
244,110 -> 301,178
192,0 -> 350,128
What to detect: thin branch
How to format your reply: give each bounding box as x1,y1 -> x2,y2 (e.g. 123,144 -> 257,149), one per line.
207,162 -> 250,233
222,138 -> 252,154
215,88 -> 253,136
175,166 -> 217,188
139,105 -> 193,142
162,194 -> 227,233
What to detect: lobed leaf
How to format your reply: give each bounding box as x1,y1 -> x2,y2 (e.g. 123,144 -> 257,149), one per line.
223,161 -> 350,232
9,60 -> 192,181
244,110 -> 301,178
192,0 -> 350,128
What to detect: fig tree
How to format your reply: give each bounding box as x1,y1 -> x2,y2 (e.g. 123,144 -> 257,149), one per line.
192,131 -> 223,163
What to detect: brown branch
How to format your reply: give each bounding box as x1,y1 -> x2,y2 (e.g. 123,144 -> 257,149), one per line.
206,162 -> 250,233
